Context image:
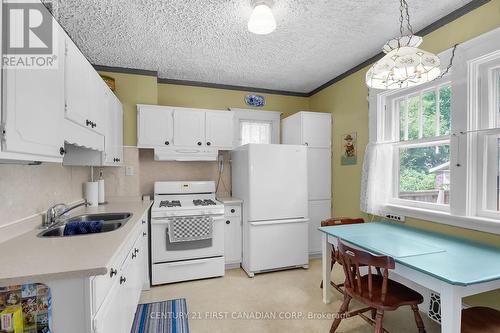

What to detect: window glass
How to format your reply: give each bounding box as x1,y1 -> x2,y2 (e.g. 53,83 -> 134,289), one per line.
423,91 -> 437,138
399,99 -> 406,141
408,95 -> 420,140
439,85 -> 452,135
399,144 -> 451,204
240,121 -> 271,145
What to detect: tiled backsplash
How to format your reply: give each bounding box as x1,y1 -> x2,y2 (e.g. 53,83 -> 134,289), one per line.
0,163 -> 89,227
100,147 -> 232,199
0,146 -> 231,229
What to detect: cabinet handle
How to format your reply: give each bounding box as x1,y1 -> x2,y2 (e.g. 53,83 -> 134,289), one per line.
197,142 -> 202,146
143,232 -> 147,237
231,209 -> 235,213
226,220 -> 230,225
59,147 -> 66,156
86,119 -> 92,127
134,248 -> 139,254
120,276 -> 126,284
117,158 -> 120,162
304,142 -> 309,146
142,220 -> 146,224
132,253 -> 137,259
91,122 -> 96,128
206,142 -> 211,146
165,141 -> 170,146
110,268 -> 117,278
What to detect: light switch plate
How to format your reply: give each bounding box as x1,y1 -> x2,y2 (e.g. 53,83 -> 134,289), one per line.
125,166 -> 135,176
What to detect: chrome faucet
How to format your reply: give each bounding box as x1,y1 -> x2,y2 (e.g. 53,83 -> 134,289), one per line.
43,199 -> 91,229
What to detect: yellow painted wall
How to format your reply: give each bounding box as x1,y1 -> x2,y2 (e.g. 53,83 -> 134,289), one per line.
310,0 -> 500,309
158,83 -> 309,118
98,72 -> 158,146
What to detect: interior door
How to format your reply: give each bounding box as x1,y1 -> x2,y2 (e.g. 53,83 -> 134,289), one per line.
137,106 -> 173,147
308,148 -> 332,200
205,111 -> 233,148
2,15 -> 65,158
173,109 -> 206,147
308,200 -> 331,254
302,113 -> 331,148
248,144 -> 308,221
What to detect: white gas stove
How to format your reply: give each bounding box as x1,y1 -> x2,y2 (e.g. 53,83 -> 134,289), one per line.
150,181 -> 225,285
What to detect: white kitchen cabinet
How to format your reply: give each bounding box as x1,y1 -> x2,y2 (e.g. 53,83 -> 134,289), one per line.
307,148 -> 332,200
308,200 -> 331,255
282,111 -> 331,148
282,112 -> 332,255
65,37 -> 105,136
205,111 -> 234,149
222,202 -> 242,266
137,105 -> 234,152
0,12 -> 66,162
173,109 -> 206,147
63,90 -> 123,166
137,104 -> 174,148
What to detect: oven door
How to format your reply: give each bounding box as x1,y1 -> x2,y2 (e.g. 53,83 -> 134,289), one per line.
151,216 -> 224,263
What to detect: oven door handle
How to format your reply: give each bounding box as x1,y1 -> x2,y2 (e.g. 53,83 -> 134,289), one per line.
151,218 -> 170,225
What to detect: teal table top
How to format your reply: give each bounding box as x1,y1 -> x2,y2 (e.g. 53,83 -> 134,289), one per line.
319,222 -> 500,286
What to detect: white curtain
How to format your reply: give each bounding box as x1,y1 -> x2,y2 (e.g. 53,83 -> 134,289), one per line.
240,121 -> 271,145
360,143 -> 394,215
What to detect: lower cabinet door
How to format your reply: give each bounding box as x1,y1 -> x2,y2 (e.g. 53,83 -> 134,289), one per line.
93,281 -> 125,333
308,200 -> 332,255
224,216 -> 241,265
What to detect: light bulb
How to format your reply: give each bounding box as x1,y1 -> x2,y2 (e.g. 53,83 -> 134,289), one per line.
248,3 -> 276,35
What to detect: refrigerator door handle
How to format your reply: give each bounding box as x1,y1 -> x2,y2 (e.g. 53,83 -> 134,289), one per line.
249,218 -> 309,226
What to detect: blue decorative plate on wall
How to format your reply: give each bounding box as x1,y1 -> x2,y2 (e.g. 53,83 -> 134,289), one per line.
245,94 -> 265,107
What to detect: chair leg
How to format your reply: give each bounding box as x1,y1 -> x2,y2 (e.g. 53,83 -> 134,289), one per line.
411,305 -> 426,333
329,293 -> 351,333
374,310 -> 384,333
371,308 -> 376,320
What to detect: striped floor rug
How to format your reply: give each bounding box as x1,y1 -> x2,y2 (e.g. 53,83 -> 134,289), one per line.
131,298 -> 190,333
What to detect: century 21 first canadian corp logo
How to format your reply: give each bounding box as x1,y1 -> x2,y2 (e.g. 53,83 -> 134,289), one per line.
2,0 -> 59,69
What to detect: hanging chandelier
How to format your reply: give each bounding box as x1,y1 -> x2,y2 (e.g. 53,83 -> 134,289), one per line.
366,0 -> 441,90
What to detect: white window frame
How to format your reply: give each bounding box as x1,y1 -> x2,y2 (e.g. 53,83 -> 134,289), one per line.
368,28 -> 500,235
230,108 -> 281,146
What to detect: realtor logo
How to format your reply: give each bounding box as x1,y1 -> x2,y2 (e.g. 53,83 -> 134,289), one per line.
2,1 -> 58,69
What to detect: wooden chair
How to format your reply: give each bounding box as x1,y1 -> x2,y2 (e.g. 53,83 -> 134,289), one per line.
462,307 -> 500,333
320,217 -> 365,292
330,239 -> 426,333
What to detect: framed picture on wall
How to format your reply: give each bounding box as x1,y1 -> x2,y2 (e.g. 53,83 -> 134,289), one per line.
341,132 -> 357,165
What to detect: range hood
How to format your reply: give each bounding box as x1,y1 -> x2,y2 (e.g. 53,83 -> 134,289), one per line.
154,147 -> 218,161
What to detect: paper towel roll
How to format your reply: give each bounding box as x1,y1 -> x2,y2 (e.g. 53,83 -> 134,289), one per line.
98,179 -> 105,204
85,182 -> 99,207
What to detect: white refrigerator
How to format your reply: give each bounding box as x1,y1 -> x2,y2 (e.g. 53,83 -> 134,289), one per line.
231,144 -> 309,277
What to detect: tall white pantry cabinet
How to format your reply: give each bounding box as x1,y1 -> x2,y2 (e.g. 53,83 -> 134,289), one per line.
282,112 -> 332,256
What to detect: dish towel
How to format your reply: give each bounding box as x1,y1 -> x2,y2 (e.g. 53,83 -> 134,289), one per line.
63,220 -> 103,236
168,216 -> 213,243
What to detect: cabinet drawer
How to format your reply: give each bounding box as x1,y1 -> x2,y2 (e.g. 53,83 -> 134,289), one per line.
224,205 -> 241,217
152,257 -> 224,285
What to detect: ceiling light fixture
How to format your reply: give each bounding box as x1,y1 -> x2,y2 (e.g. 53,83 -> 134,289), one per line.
366,0 -> 441,90
248,0 -> 276,35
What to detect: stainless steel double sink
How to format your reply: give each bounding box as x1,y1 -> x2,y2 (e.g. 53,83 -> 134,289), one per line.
38,213 -> 132,238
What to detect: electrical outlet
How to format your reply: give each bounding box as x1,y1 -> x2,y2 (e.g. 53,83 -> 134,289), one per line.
125,166 -> 135,176
384,213 -> 405,222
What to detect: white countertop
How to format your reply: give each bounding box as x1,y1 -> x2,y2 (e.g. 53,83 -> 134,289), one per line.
216,196 -> 243,204
0,199 -> 152,287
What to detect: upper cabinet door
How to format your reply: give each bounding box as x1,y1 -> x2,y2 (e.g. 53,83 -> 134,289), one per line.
65,37 -> 90,128
114,98 -> 124,163
173,109 -> 206,147
87,71 -> 106,135
205,111 -> 233,149
137,105 -> 173,148
302,113 -> 331,148
1,15 -> 65,159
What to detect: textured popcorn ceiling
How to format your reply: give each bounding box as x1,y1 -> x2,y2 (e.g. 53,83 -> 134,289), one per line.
49,0 -> 471,93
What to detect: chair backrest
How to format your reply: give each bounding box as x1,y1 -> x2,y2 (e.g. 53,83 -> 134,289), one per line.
337,239 -> 395,302
321,217 -> 365,227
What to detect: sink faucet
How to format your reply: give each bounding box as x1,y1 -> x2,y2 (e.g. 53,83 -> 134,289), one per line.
43,199 -> 91,229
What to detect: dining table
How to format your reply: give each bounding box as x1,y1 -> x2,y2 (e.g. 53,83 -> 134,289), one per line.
319,221 -> 500,333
